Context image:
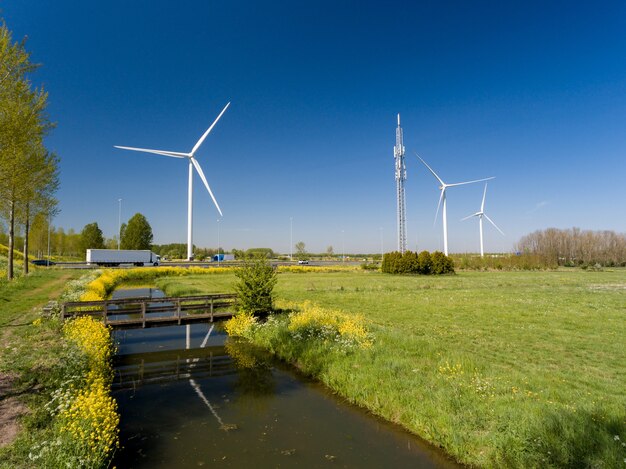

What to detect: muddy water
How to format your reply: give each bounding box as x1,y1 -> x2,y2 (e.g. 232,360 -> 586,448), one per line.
111,288 -> 459,468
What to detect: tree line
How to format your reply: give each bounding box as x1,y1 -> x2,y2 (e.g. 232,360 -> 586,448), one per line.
516,227 -> 626,267
0,213 -> 154,260
77,213 -> 154,253
1,21 -> 59,279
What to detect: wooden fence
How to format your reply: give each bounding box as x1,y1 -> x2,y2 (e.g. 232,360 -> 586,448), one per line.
62,294 -> 238,329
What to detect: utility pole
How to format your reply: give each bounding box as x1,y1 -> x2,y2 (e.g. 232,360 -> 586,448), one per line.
394,114 -> 407,254
118,198 -> 122,250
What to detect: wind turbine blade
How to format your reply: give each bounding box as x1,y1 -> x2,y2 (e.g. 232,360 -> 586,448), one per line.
447,176 -> 495,187
190,102 -> 231,156
461,213 -> 479,221
484,214 -> 504,235
481,184 -> 488,212
414,152 -> 445,186
434,189 -> 444,226
114,146 -> 189,159
191,157 -> 223,216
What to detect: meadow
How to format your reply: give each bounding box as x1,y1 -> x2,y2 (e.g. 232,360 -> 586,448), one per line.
150,268 -> 626,468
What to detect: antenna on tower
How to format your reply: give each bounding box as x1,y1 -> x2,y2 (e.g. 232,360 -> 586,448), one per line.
394,114 -> 407,254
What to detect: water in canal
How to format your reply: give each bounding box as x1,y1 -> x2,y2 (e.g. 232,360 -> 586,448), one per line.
111,288 -> 458,468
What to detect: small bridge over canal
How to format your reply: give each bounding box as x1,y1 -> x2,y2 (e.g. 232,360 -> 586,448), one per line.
62,294 -> 242,329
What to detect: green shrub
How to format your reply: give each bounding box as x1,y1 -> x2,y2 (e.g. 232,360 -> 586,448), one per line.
431,251 -> 455,274
400,251 -> 419,273
234,256 -> 278,314
417,251 -> 432,274
382,250 -> 454,275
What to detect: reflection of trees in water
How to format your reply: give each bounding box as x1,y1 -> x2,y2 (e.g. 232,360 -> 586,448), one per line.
226,339 -> 276,401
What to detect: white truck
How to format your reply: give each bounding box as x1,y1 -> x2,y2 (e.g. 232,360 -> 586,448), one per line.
86,249 -> 161,267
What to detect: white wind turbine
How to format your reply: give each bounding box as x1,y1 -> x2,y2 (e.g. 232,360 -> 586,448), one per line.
461,183 -> 504,257
115,102 -> 230,261
415,153 -> 494,256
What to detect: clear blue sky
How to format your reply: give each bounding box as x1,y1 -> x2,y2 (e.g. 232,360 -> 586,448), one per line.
3,1 -> 626,254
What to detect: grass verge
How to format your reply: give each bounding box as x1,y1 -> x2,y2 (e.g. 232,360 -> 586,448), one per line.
0,270 -> 118,468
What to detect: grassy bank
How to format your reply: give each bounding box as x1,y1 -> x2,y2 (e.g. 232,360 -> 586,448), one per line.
0,270 -> 118,468
150,268 -> 626,468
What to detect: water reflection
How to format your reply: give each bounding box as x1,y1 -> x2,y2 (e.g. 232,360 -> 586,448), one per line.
111,289 -> 459,468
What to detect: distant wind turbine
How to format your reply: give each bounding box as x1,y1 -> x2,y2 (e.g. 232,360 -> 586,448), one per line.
461,183 -> 504,257
115,102 -> 230,261
415,153 -> 494,256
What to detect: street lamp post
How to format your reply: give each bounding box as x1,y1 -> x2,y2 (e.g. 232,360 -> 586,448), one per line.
217,219 -> 220,267
341,230 -> 345,262
290,217 -> 293,261
117,198 -> 122,250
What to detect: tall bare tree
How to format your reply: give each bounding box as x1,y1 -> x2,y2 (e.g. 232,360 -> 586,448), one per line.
517,227 -> 626,266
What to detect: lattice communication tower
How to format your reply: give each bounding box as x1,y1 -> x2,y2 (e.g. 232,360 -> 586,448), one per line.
394,114 -> 407,254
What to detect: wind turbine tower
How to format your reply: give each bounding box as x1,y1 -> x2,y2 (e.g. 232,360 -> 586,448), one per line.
394,114 -> 407,254
115,102 -> 230,261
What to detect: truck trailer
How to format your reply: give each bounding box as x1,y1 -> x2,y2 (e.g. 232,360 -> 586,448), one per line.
86,249 -> 161,267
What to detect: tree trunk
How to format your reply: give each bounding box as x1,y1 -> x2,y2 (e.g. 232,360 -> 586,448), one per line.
8,199 -> 15,280
23,203 -> 30,274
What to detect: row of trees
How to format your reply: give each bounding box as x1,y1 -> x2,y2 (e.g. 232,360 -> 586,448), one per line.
152,245 -> 226,261
80,213 -> 153,252
1,221 -> 83,258
0,213 -> 154,260
517,227 -> 626,267
1,22 -> 59,279
382,250 -> 455,275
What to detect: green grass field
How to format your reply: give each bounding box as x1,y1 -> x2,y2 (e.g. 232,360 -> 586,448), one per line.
151,268 -> 626,468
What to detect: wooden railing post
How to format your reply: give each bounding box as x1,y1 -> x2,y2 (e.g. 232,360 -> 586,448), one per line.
141,301 -> 146,328
177,299 -> 182,325
210,297 -> 214,322
103,301 -> 108,325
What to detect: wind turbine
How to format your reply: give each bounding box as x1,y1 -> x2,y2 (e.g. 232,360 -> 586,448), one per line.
115,102 -> 230,261
461,183 -> 504,257
415,153 -> 494,256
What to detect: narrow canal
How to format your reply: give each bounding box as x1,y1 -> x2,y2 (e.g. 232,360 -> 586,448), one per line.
111,288 -> 459,468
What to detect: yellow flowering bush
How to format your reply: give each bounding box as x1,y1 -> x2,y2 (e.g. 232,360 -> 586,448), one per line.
283,300 -> 372,349
42,316 -> 119,466
224,312 -> 257,338
63,316 -> 115,375
59,380 -> 119,460
80,266 -> 231,301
